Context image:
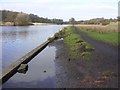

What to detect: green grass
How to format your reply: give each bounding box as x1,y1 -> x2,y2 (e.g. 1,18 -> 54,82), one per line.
78,27 -> 119,46
63,26 -> 94,60
63,27 -> 82,59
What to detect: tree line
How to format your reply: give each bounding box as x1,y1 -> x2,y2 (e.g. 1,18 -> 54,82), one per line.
29,14 -> 63,24
0,10 -> 64,25
68,18 -> 118,25
0,10 -> 118,26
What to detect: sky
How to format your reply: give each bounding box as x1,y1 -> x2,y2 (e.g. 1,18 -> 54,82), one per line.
0,0 -> 119,21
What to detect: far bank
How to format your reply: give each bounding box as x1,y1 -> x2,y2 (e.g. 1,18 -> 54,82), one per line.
0,22 -> 58,26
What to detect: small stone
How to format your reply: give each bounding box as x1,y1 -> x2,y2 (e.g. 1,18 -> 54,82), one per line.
17,64 -> 28,74
44,70 -> 46,73
68,58 -> 70,61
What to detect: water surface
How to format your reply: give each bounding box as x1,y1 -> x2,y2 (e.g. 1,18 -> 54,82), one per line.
2,25 -> 64,68
1,25 -> 65,88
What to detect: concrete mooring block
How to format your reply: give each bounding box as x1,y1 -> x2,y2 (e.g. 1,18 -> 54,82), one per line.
17,64 -> 28,74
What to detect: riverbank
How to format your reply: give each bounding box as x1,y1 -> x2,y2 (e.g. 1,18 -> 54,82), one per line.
0,22 -> 33,26
32,23 -> 53,26
0,22 -> 53,26
50,26 -> 118,88
0,22 -> 14,26
1,25 -> 118,88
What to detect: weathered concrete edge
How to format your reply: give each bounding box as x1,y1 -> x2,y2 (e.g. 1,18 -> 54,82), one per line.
0,39 -> 52,85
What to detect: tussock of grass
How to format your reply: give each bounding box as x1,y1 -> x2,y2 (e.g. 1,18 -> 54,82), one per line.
80,52 -> 90,56
85,44 -> 95,51
80,52 -> 92,60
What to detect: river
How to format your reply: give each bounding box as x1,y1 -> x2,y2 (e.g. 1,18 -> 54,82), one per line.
1,25 -> 65,88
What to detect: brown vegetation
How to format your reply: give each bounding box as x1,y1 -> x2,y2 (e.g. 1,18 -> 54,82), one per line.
14,13 -> 30,26
76,22 -> 118,32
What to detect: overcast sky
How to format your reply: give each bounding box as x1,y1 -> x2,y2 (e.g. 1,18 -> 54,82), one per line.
0,0 -> 119,21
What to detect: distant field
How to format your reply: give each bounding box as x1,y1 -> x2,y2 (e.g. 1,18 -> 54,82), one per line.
76,22 -> 119,46
76,22 -> 118,32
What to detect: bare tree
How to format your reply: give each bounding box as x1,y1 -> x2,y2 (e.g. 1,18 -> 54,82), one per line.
15,12 -> 30,26
69,17 -> 75,26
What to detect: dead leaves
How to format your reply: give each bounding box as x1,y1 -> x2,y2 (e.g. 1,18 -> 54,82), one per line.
81,71 -> 117,87
94,71 -> 117,86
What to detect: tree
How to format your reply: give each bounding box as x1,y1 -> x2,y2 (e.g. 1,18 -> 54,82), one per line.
0,10 -> 64,24
5,12 -> 17,22
51,19 -> 63,24
15,12 -> 30,26
29,14 -> 42,22
69,17 -> 75,26
101,19 -> 110,25
1,10 -> 18,22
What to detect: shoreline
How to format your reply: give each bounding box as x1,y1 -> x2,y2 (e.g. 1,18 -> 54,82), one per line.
0,22 -> 55,26
49,27 -> 118,88
32,23 -> 53,26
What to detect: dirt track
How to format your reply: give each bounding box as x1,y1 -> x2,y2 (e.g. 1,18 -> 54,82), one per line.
50,28 -> 119,88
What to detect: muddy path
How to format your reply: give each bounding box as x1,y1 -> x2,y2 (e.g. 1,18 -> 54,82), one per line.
50,28 -> 119,88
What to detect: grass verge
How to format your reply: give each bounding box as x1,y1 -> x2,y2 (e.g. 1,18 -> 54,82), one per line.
54,26 -> 94,60
77,26 -> 120,46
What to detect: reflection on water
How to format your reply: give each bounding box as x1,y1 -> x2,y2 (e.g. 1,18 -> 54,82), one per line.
2,26 -> 38,43
1,25 -> 65,88
3,46 -> 56,88
2,25 -> 64,68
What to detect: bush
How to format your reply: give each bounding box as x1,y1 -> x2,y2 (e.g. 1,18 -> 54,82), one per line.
15,13 -> 30,26
101,21 -> 110,25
